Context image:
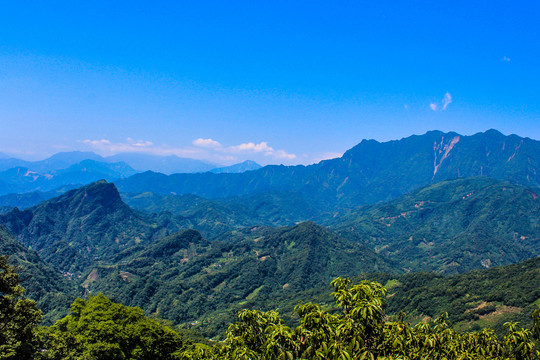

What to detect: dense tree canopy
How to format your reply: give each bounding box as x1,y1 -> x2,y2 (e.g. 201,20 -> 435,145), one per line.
40,293 -> 185,360
0,255 -> 42,359
181,278 -> 540,360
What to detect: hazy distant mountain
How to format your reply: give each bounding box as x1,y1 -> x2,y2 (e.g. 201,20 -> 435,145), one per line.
117,130 -> 540,209
33,151 -> 105,172
210,160 -> 262,174
106,153 -> 217,174
0,159 -> 138,195
0,151 -> 105,172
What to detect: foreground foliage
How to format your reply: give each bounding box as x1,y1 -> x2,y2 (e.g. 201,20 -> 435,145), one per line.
182,278 -> 540,360
40,294 -> 185,360
0,255 -> 42,359
3,254 -> 540,359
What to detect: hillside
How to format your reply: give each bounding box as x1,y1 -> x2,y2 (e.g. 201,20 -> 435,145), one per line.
116,130 -> 540,210
375,255 -> 540,334
79,222 -> 397,337
326,177 -> 540,274
0,181 -> 182,274
122,190 -> 317,238
0,225 -> 75,323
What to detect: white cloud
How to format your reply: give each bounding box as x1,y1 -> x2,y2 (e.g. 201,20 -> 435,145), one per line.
80,138 -> 203,158
502,56 -> 511,62
80,137 -> 297,163
430,92 -> 452,111
229,141 -> 296,160
271,149 -> 297,160
442,92 -> 452,110
192,138 -> 222,148
230,141 -> 273,153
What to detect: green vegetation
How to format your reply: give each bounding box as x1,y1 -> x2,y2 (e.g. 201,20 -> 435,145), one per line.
116,130 -> 540,209
327,177 -> 540,274
80,222 -> 396,337
4,255 -> 540,359
182,278 -> 540,359
0,181 -> 184,275
0,226 -> 75,323
368,255 -> 540,335
40,294 -> 185,360
0,255 -> 42,359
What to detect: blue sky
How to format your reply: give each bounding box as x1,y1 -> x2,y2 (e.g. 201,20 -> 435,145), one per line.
0,1 -> 538,164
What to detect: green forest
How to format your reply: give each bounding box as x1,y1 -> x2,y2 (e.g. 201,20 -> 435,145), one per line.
2,255 -> 540,359
1,130 -> 539,359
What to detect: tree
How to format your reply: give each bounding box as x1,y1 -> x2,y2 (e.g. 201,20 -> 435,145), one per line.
0,255 -> 42,359
41,293 -> 185,360
181,277 -> 540,359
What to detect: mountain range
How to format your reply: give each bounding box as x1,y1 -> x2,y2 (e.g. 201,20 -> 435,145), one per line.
0,153 -> 261,196
116,130 -> 539,210
0,128 -> 539,338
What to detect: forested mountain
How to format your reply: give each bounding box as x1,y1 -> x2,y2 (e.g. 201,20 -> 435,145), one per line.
0,129 -> 539,349
116,130 -> 540,209
374,255 -> 540,334
79,222 -> 397,337
122,190 -> 317,238
326,177 -> 540,274
0,181 -> 183,274
0,225 -> 75,322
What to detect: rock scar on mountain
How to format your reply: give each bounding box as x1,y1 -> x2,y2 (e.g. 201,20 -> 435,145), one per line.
433,135 -> 460,177
507,140 -> 523,162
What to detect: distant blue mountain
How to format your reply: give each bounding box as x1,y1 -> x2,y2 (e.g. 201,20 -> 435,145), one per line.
105,153 -> 218,174
116,129 -> 540,210
0,159 -> 138,196
210,160 -> 262,174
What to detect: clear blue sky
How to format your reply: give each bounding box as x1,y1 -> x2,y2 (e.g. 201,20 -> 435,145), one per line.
0,1 -> 538,164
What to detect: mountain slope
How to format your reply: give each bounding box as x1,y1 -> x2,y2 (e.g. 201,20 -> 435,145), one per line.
376,255 -> 540,333
80,222 -> 398,337
0,159 -> 138,195
325,177 -> 540,274
122,190 -> 317,238
106,153 -> 217,174
116,130 -> 540,209
0,181 -> 181,274
0,225 -> 75,322
210,160 -> 262,174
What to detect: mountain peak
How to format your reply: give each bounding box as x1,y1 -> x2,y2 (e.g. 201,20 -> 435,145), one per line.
210,160 -> 262,174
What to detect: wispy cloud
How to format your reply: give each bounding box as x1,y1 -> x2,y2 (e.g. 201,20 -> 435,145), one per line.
502,56 -> 511,62
192,138 -> 221,148
229,141 -> 296,159
442,92 -> 452,110
80,138 -> 202,158
80,137 -> 297,163
430,92 -> 452,111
